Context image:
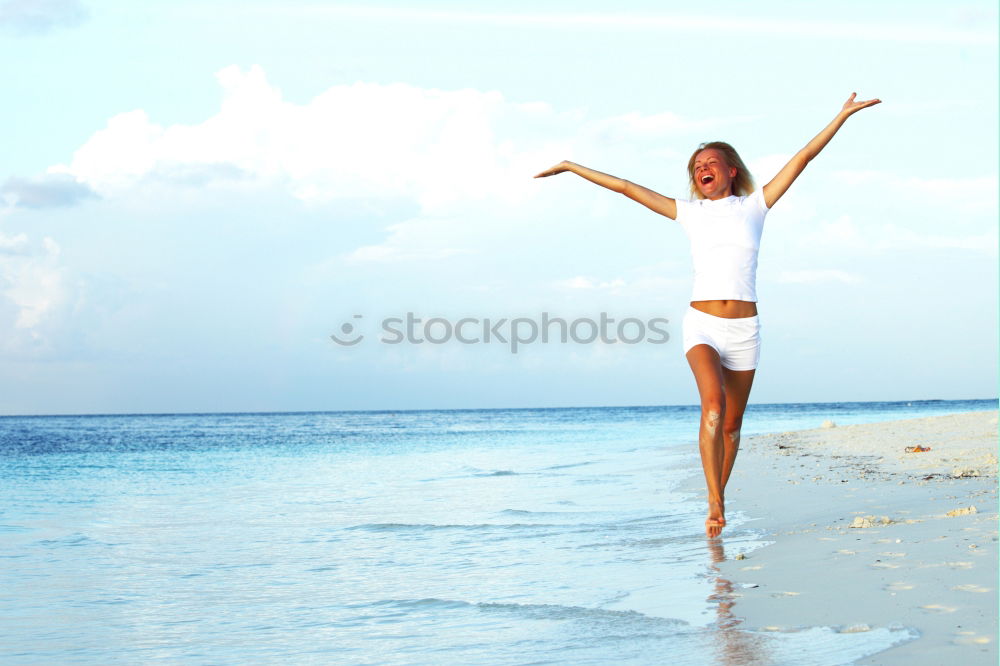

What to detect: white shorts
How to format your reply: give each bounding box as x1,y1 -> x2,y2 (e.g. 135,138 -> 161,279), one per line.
682,306 -> 761,371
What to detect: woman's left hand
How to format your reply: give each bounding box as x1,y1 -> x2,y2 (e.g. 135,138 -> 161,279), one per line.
840,92 -> 881,117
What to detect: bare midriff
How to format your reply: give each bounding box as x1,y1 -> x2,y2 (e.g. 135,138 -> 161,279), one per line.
690,300 -> 758,318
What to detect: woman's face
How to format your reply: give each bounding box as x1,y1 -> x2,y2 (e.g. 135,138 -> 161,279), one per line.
693,148 -> 738,200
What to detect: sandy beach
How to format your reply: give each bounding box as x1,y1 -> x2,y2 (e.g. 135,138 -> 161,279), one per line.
707,409 -> 998,664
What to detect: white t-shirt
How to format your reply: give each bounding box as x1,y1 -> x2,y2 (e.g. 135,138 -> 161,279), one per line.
675,189 -> 769,302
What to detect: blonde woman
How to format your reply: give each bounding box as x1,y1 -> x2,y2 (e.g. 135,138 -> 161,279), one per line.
535,93 -> 880,537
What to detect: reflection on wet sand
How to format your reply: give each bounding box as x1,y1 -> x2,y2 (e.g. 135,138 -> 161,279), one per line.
705,538 -> 771,665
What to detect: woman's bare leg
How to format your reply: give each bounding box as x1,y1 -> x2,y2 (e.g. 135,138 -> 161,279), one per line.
686,344 -> 727,537
719,367 -> 756,492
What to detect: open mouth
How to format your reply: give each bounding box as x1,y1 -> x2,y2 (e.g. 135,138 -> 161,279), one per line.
700,174 -> 714,185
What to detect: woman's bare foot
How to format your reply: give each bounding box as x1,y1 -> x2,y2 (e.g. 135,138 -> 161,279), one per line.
706,499 -> 725,538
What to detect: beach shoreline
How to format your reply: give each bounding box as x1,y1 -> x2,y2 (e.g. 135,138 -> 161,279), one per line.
689,409 -> 998,665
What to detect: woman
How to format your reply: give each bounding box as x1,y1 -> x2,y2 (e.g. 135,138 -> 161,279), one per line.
534,93 -> 881,537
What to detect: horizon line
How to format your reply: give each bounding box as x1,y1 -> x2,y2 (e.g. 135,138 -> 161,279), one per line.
0,397 -> 995,419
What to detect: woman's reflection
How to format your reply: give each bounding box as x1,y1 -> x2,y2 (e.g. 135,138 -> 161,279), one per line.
705,538 -> 770,664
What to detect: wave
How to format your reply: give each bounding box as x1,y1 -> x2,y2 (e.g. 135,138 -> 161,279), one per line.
496,508 -> 580,518
362,597 -> 688,629
352,598 -> 918,665
345,522 -> 569,532
418,468 -> 522,482
344,515 -> 686,541
542,461 -> 599,470
36,533 -> 101,548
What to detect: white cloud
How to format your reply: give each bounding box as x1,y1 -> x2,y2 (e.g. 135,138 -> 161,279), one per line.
551,263 -> 688,295
806,215 -> 863,246
0,230 -> 29,254
55,65 -> 995,291
343,217 -> 480,264
832,170 -> 998,214
553,275 -> 625,290
873,224 -> 998,253
800,214 -> 998,256
53,66 -> 578,212
53,64 -> 747,219
346,244 -> 470,264
776,269 -> 862,284
53,64 -> 745,269
53,109 -> 164,191
749,153 -> 792,186
907,176 -> 998,213
0,234 -> 67,331
587,111 -> 758,143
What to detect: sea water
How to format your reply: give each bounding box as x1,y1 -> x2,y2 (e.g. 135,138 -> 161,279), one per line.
0,399 -> 994,665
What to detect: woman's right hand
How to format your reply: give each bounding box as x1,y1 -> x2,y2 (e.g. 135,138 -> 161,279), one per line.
533,160 -> 574,178
839,92 -> 881,118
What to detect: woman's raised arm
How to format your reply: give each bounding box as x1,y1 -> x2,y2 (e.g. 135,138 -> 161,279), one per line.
534,160 -> 678,220
762,93 -> 881,209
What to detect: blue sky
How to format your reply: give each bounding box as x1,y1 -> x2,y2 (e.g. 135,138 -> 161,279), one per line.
0,0 -> 997,414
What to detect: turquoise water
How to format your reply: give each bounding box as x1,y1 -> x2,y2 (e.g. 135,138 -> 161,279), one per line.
0,399 -> 994,664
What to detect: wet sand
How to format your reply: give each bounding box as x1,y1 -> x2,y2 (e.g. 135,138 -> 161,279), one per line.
712,410 -> 998,665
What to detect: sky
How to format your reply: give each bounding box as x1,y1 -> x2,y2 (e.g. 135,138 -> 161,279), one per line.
0,0 -> 997,415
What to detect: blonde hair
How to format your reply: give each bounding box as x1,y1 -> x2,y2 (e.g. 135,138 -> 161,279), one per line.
687,141 -> 755,199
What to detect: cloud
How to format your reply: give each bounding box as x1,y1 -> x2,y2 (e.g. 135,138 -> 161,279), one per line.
0,234 -> 67,332
145,162 -> 249,188
776,269 -> 862,284
802,215 -> 998,256
51,64 -> 739,268
342,217 -> 479,264
52,64 -> 733,216
587,110 -> 759,144
0,231 -> 29,254
872,224 -> 998,254
54,65 -> 996,284
806,215 -> 863,247
0,0 -> 87,34
346,244 -> 470,264
551,262 -> 688,295
53,67 -> 555,210
553,275 -> 626,290
748,153 -> 792,185
832,171 -> 998,215
1,173 -> 97,209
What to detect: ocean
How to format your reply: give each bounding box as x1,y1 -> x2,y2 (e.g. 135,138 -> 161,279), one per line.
0,398 -> 994,665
